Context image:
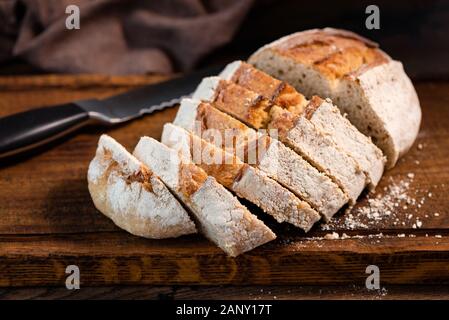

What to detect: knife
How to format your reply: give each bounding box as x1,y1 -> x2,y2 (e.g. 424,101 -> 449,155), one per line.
0,64 -> 223,159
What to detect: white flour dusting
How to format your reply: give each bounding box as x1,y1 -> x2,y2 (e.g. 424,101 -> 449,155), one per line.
321,175 -> 423,231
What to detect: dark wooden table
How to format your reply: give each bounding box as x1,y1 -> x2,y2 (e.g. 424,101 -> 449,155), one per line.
0,75 -> 448,299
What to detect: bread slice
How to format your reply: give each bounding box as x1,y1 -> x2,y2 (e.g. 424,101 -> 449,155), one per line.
221,61 -> 385,189
248,28 -> 421,168
303,96 -> 385,189
162,123 -> 321,230
192,77 -> 366,204
174,98 -> 348,220
87,134 -> 196,239
133,136 -> 276,256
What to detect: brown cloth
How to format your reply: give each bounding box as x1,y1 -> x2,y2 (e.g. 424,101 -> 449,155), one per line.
0,0 -> 254,74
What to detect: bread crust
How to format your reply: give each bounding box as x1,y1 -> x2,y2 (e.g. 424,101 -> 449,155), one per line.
355,60 -> 421,164
194,77 -> 272,129
87,135 -> 196,239
221,61 -> 308,114
250,28 -> 389,80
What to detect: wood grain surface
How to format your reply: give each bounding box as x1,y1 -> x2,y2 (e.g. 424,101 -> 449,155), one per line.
1,285 -> 448,300
0,75 -> 448,288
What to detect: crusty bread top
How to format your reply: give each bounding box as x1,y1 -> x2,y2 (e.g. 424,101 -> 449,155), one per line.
252,28 -> 390,80
303,96 -> 325,120
193,74 -> 329,133
262,95 -> 324,137
193,77 -> 272,129
178,163 -> 209,198
220,61 -> 307,114
268,106 -> 300,138
219,62 -> 334,126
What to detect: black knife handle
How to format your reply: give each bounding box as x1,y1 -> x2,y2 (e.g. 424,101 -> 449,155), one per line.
0,103 -> 90,158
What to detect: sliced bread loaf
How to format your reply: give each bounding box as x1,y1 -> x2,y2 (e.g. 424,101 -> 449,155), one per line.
174,98 -> 348,220
192,77 -> 366,204
133,136 -> 275,256
162,123 -> 321,230
87,134 -> 196,239
248,28 -> 421,168
221,61 -> 385,189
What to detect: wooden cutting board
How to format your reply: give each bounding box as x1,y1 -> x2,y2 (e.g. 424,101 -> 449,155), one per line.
0,75 -> 448,287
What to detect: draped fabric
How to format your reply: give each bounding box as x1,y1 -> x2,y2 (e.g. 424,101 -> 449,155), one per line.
0,0 -> 254,74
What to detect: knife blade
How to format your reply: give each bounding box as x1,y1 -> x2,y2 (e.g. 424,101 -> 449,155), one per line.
0,64 -> 223,159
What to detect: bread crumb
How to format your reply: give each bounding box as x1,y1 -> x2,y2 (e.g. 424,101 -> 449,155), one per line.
435,235 -> 442,238
314,176 -> 444,244
324,232 -> 340,240
322,176 -> 416,231
417,143 -> 423,150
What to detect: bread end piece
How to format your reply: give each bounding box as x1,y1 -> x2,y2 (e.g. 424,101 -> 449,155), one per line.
353,60 -> 421,168
87,134 -> 196,239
